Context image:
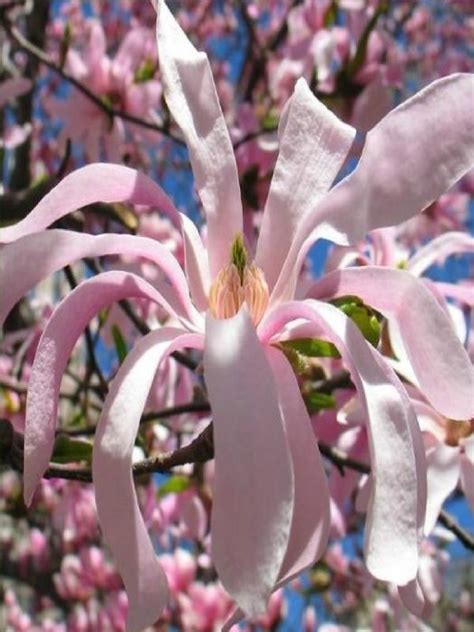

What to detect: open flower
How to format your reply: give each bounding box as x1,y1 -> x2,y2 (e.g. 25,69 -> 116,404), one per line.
1,2 -> 473,630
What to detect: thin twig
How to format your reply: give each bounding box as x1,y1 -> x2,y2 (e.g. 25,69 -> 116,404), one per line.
438,509 -> 474,551
61,400 -> 211,436
44,422 -> 214,483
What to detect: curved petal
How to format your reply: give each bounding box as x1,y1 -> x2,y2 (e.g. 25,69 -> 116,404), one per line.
407,232 -> 474,277
424,443 -> 460,536
179,212 -> 211,311
93,329 -> 203,632
398,578 -> 430,619
156,0 -> 242,277
204,309 -> 293,617
255,78 -> 355,290
266,346 -> 330,583
432,281 -> 474,307
259,300 -> 423,585
0,229 -> 202,329
0,163 -> 180,243
23,271 -> 187,505
307,267 -> 474,420
272,73 -> 474,303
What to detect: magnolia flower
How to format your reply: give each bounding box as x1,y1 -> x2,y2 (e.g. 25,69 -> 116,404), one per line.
1,2 -> 473,631
46,19 -> 161,161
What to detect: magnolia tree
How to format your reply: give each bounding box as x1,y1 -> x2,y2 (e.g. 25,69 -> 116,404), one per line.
0,1 -> 473,631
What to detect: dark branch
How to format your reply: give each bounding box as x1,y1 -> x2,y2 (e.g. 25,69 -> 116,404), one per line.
61,400 -> 211,436
44,422 -> 214,483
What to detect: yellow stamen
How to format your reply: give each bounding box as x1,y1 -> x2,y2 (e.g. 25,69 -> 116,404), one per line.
208,237 -> 269,325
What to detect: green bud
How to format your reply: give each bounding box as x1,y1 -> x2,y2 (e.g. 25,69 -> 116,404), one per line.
230,233 -> 248,283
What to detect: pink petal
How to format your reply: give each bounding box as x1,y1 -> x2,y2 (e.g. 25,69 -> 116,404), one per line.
407,232 -> 474,277
431,281 -> 474,307
307,267 -> 474,420
259,299 -> 423,585
23,271 -> 188,505
156,1 -> 242,277
0,77 -> 32,108
255,78 -> 355,290
93,329 -> 203,632
424,443 -> 460,536
0,163 -> 180,244
179,212 -> 211,311
350,74 -> 392,132
398,578 -> 430,619
266,346 -> 330,584
204,309 -> 294,617
460,436 -> 474,512
0,230 -> 201,329
272,74 -> 474,303
84,20 -> 107,72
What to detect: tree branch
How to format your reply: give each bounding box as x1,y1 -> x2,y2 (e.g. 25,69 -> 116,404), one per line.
2,393 -> 473,552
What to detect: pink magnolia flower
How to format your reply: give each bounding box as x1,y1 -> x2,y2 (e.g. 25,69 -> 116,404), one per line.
46,19 -> 161,161
1,2 -> 473,631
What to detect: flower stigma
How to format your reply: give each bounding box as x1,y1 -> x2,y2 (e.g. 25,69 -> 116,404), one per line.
208,234 -> 269,325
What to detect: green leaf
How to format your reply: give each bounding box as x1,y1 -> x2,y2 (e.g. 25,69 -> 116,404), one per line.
51,435 -> 92,464
280,338 -> 340,359
68,411 -> 86,428
158,475 -> 191,497
111,324 -> 128,364
331,296 -> 382,347
324,0 -> 338,27
330,295 -> 364,308
261,110 -> 279,131
304,391 -> 336,414
134,58 -> 156,83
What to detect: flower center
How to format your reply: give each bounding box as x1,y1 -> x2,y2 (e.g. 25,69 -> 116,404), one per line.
208,235 -> 269,326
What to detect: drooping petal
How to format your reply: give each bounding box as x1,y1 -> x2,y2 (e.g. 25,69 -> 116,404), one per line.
266,346 -> 330,583
259,299 -> 423,585
204,309 -> 294,617
0,230 -> 202,329
156,0 -> 242,278
179,212 -> 211,311
407,232 -> 474,277
272,73 -> 474,303
23,271 -> 187,505
0,163 -> 180,243
398,578 -> 431,619
424,443 -> 460,536
307,267 -> 474,420
431,281 -> 474,307
93,328 -> 203,632
255,78 -> 355,290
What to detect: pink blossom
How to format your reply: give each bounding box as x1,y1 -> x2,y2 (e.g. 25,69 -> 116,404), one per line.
45,19 -> 161,161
